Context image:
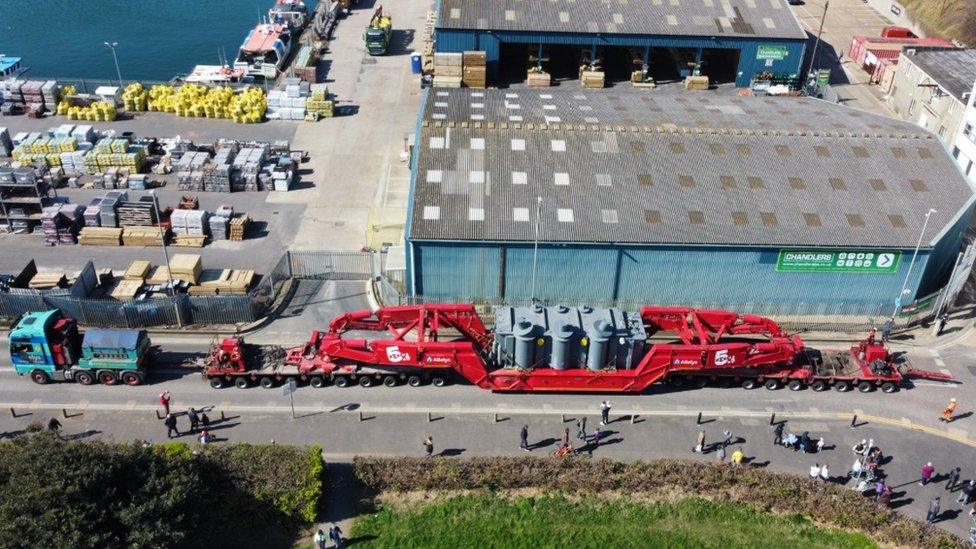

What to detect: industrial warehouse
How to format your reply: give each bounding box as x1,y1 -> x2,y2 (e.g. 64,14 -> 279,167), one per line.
433,0 -> 808,87
404,89 -> 976,315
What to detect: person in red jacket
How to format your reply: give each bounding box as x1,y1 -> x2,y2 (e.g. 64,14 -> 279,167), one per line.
920,462 -> 935,486
158,390 -> 171,415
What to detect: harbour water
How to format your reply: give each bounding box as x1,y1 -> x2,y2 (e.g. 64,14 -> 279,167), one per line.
0,0 -> 318,82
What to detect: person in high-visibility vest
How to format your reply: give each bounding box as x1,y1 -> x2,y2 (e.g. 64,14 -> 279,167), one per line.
940,398 -> 958,423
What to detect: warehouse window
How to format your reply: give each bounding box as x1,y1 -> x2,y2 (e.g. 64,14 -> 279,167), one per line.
584,117 -> 600,124
709,143 -> 726,156
869,179 -> 887,191
425,170 -> 443,183
543,104 -> 557,111
429,137 -> 446,149
505,102 -> 520,110
470,103 -> 484,109
735,144 -> 752,156
891,147 -> 907,158
591,141 -> 608,153
775,145 -> 791,157
630,141 -> 645,153
720,176 -> 736,189
788,177 -> 806,190
917,147 -> 934,159
557,208 -> 574,223
601,210 -> 619,223
469,171 -> 485,184
468,208 -> 485,221
829,177 -> 847,190
846,213 -> 865,227
470,138 -> 485,150
678,175 -> 695,188
760,212 -> 777,227
688,211 -> 705,225
471,114 -> 484,121
668,142 -> 685,154
422,206 -> 440,220
803,213 -> 822,227
637,174 -> 653,186
595,174 -> 612,186
554,173 -> 570,186
813,145 -> 830,157
509,115 -> 523,122
644,210 -> 661,224
551,140 -> 566,152
852,146 -> 869,158
909,179 -> 929,191
747,176 -> 764,189
513,208 -> 530,222
511,172 -> 527,185
888,214 -> 907,228
511,139 -> 525,151
545,116 -> 561,124
731,212 -> 748,225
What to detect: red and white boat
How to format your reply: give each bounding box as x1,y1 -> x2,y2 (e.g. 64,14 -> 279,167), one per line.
234,23 -> 293,78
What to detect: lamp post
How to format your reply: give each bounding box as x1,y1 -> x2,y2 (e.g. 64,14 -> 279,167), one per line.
807,0 -> 830,76
150,190 -> 183,327
893,208 -> 936,317
530,196 -> 542,303
104,41 -> 123,88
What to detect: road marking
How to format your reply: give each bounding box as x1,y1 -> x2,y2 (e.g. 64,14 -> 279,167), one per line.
929,348 -> 947,368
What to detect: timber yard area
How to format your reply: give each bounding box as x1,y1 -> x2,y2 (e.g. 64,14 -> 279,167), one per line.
3,0 -> 976,547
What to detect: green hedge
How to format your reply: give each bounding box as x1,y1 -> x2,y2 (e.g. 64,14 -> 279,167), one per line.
0,434 -> 324,548
354,456 -> 963,549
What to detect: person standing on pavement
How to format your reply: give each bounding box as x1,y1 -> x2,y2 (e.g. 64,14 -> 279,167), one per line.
329,524 -> 343,549
600,401 -> 611,426
201,413 -> 210,430
576,417 -> 587,440
877,486 -> 893,507
715,444 -> 726,463
936,312 -> 949,336
722,429 -> 733,448
187,408 -> 200,433
959,480 -> 976,504
695,429 -> 706,453
819,464 -> 829,481
423,436 -> 434,458
158,391 -> 171,416
882,317 -> 894,343
164,413 -> 179,439
731,447 -> 744,467
47,417 -> 62,438
947,467 -> 961,491
520,425 -> 529,452
799,431 -> 810,453
562,427 -> 570,448
773,422 -> 784,446
809,463 -> 821,479
313,529 -> 326,549
940,399 -> 957,423
920,462 -> 935,486
926,496 -> 941,523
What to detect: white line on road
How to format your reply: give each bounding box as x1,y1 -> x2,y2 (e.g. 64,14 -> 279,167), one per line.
929,348 -> 947,368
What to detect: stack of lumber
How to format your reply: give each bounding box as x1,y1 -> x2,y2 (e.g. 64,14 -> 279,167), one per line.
117,201 -> 157,227
29,272 -> 66,289
123,260 -> 152,281
145,266 -> 172,285
122,227 -> 166,246
169,254 -> 202,284
230,214 -> 250,241
527,70 -> 551,87
189,269 -> 255,295
462,51 -> 486,88
78,226 -> 123,246
111,280 -> 143,300
684,75 -> 709,90
580,70 -> 605,89
433,53 -> 462,88
172,234 -> 206,247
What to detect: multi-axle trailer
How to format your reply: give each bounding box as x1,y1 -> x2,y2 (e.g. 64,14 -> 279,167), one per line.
203,303 -> 950,393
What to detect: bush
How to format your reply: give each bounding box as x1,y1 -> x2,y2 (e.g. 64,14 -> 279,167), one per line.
354,456 -> 964,548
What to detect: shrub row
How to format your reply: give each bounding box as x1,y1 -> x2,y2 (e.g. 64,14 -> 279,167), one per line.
354,456 -> 963,549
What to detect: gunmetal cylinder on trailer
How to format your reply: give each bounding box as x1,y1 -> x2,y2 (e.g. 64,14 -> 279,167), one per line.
587,320 -> 614,371
514,320 -> 536,368
551,323 -> 574,370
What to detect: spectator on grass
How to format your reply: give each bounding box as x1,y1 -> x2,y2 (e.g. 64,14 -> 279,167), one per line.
715,444 -> 726,463
695,429 -> 706,453
819,464 -> 829,481
423,436 -> 433,458
731,448 -> 744,467
809,463 -> 821,479
877,486 -> 893,508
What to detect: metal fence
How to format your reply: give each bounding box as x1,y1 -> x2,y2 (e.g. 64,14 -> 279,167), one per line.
284,251 -> 377,280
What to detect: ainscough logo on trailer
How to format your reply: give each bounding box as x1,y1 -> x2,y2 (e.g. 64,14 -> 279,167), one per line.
776,249 -> 901,273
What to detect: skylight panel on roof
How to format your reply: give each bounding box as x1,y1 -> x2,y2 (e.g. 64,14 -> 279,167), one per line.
512,172 -> 527,185
469,208 -> 485,221
591,141 -> 608,153
505,93 -> 518,99
688,211 -> 705,225
846,213 -> 865,227
470,138 -> 485,150
612,13 -> 624,24
554,173 -> 570,186
557,209 -> 575,223
469,171 -> 485,184
559,11 -> 570,22
666,14 -> 678,25
596,174 -> 612,186
430,137 -> 446,149
434,101 -> 447,107
732,212 -> 748,225
545,116 -> 561,123
584,117 -> 599,123
763,17 -> 776,28
471,114 -> 484,121
601,210 -> 619,224
760,212 -> 778,227
803,213 -> 822,227
423,206 -> 440,220
509,115 -> 523,122
539,94 -> 553,99
505,10 -> 516,21
543,104 -> 557,111
426,170 -> 443,183
432,114 -> 446,120
551,140 -> 566,152
511,139 -> 526,151
505,102 -> 520,109
870,179 -> 886,191
471,102 -> 484,109
644,210 -> 661,224
449,8 -> 460,18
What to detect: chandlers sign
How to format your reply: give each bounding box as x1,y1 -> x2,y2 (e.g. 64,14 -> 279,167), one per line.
775,249 -> 901,273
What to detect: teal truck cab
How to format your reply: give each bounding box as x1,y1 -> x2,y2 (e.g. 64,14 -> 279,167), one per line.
8,310 -> 152,386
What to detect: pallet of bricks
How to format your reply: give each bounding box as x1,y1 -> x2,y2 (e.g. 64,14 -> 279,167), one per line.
204,143 -> 236,192
170,208 -> 209,247
433,53 -> 462,88
462,51 -> 486,88
176,151 -> 209,192
118,196 -> 165,246
231,146 -> 268,191
40,203 -> 83,246
1,80 -> 25,114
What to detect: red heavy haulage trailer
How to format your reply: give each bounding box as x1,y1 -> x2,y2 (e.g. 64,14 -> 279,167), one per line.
203,304 -> 950,393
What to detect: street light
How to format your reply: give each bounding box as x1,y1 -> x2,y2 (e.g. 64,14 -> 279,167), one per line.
529,196 -> 542,303
893,208 -> 936,317
103,41 -> 123,88
150,190 -> 183,327
807,0 -> 830,76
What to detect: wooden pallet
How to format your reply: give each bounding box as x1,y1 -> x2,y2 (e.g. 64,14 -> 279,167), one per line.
122,227 -> 166,246
169,254 -> 202,285
145,266 -> 172,285
189,268 -> 255,295
111,280 -> 143,300
172,234 -> 207,248
230,214 -> 250,241
123,260 -> 152,281
78,226 -> 123,246
29,273 -> 66,290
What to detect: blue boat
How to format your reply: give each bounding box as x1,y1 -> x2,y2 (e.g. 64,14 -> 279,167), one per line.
0,55 -> 22,78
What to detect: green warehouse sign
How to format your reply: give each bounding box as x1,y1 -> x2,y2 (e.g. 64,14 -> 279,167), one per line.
756,44 -> 789,61
776,250 -> 901,273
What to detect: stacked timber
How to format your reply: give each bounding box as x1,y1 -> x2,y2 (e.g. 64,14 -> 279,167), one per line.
169,254 -> 202,284
189,269 -> 255,295
122,227 -> 166,246
145,266 -> 172,285
433,53 -> 463,88
172,234 -> 206,247
580,70 -> 605,89
111,280 -> 143,300
78,226 -> 123,246
527,70 -> 551,87
123,260 -> 151,281
230,214 -> 249,241
29,272 -> 66,289
462,51 -> 486,88
684,75 -> 709,90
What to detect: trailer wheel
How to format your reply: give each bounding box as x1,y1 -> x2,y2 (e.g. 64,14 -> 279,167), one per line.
208,377 -> 226,389
741,379 -> 758,390
75,371 -> 95,385
764,379 -> 781,390
259,377 -> 277,389
881,382 -> 898,393
857,381 -> 873,393
309,376 -> 326,388
670,377 -> 686,388
383,376 -> 398,387
694,377 -> 708,388
431,376 -> 447,387
97,371 -> 119,385
834,381 -> 851,392
29,370 -> 50,385
120,371 -> 143,386
234,377 -> 250,389
359,376 -> 374,388
810,380 -> 827,392
407,375 -> 423,387
334,376 -> 351,388
787,379 -> 804,391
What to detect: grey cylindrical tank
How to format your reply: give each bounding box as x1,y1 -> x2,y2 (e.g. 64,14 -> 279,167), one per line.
514,320 -> 536,369
586,320 -> 613,371
551,323 -> 574,370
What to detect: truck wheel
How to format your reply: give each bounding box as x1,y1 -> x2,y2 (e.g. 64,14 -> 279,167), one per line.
259,377 -> 277,389
359,376 -> 374,388
97,371 -> 119,385
431,376 -> 448,387
764,379 -> 781,390
741,379 -> 758,390
881,382 -> 898,393
834,381 -> 851,392
694,377 -> 708,388
810,380 -> 827,392
857,381 -> 873,393
407,375 -> 422,387
309,376 -> 326,388
120,371 -> 143,386
75,371 -> 95,385
209,377 -> 226,389
383,375 -> 398,387
29,370 -> 50,385
234,377 -> 250,389
334,376 -> 351,388
787,379 -> 804,391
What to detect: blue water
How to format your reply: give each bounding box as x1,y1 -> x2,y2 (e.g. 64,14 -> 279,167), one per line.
0,0 -> 317,82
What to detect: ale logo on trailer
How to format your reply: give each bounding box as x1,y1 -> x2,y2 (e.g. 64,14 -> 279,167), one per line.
775,249 -> 901,273
386,346 -> 410,363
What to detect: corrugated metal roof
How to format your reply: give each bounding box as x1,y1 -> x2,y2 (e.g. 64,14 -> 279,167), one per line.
410,89 -> 975,248
436,0 -> 807,40
903,47 -> 976,103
